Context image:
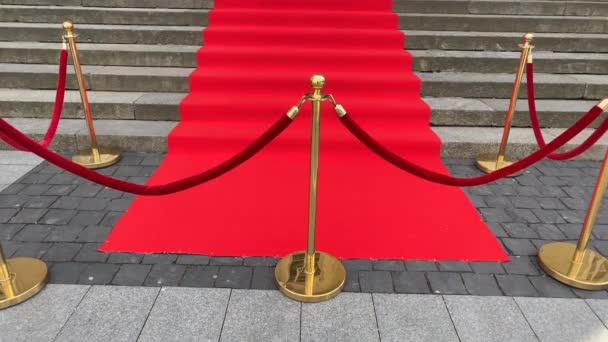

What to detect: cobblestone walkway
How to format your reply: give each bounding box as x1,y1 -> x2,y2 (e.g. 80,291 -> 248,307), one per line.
1,153 -> 608,299
3,284 -> 608,342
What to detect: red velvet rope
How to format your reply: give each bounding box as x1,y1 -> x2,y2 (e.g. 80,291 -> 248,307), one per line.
0,115 -> 293,195
339,104 -> 605,187
0,48 -> 68,151
526,63 -> 606,160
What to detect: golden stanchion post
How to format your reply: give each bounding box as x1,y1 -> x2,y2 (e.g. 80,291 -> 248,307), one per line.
275,74 -> 346,302
0,242 -> 48,309
63,21 -> 121,169
539,100 -> 608,290
476,33 -> 534,174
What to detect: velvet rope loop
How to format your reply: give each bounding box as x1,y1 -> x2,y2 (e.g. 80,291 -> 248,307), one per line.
526,63 -> 607,160
0,114 -> 294,195
0,47 -> 68,151
338,104 -> 606,187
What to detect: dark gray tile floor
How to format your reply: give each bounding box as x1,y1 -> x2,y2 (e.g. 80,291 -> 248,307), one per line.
2,153 -> 607,299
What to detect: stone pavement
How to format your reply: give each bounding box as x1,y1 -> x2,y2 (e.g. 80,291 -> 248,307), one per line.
2,284 -> 608,342
2,153 -> 608,300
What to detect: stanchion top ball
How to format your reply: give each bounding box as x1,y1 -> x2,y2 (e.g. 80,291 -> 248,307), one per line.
63,21 -> 74,31
523,33 -> 534,42
310,74 -> 326,90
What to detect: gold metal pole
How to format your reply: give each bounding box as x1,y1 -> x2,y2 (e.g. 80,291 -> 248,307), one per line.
539,105 -> 608,289
63,21 -> 121,169
476,33 -> 534,174
275,74 -> 345,303
0,242 -> 48,309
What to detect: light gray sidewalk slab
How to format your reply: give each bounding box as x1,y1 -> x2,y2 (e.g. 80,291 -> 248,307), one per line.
0,150 -> 42,165
373,293 -> 458,342
301,292 -> 380,342
220,289 -> 300,342
54,285 -> 159,342
516,297 -> 608,342
139,287 -> 230,342
0,164 -> 39,189
0,284 -> 89,342
445,295 -> 537,342
586,299 -> 608,329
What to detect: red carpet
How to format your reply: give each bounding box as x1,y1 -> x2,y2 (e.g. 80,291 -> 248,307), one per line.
101,0 -> 508,261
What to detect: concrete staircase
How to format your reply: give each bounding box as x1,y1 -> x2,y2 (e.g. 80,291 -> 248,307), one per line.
0,0 -> 607,159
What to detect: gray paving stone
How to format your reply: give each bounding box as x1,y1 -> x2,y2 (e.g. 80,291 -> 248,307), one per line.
144,264 -> 186,287
140,287 -> 229,342
43,224 -> 85,242
111,264 -> 152,286
302,292 -> 379,342
24,195 -> 57,209
175,254 -> 210,265
405,260 -> 438,271
534,223 -> 567,240
42,242 -> 82,262
343,259 -> 373,271
495,274 -> 540,297
45,184 -> 77,196
21,184 -> 51,196
70,183 -> 102,198
374,294 -> 458,342
360,271 -> 394,293
210,256 -> 244,266
538,197 -> 566,210
78,263 -> 120,285
55,286 -> 159,342
445,296 -> 537,342
392,271 -> 431,294
243,256 -> 277,267
428,272 -> 468,295
50,197 -> 81,210
107,252 -> 143,264
372,260 -> 405,271
572,288 -> 608,300
516,297 -> 608,342
344,269 -> 361,292
529,276 -> 577,298
250,266 -> 276,290
469,262 -> 505,274
142,253 -> 178,264
503,256 -> 541,275
39,209 -> 77,225
502,238 -> 538,256
69,210 -> 105,226
75,225 -> 112,243
9,208 -> 47,224
12,241 -> 51,258
50,262 -> 87,284
12,224 -> 52,241
77,198 -> 109,211
106,198 -> 133,211
221,290 -> 300,342
462,274 -> 503,296
438,261 -> 472,272
502,223 -> 539,239
73,243 -> 109,262
533,209 -> 566,224
0,223 -> 24,239
180,265 -> 219,287
0,284 -> 89,342
215,266 -> 252,289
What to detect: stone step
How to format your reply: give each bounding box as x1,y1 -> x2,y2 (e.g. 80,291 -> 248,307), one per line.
0,0 -> 606,16
2,23 -> 606,53
0,63 -> 605,99
2,42 -> 607,74
1,5 -> 606,33
2,117 -> 606,160
0,89 -> 604,129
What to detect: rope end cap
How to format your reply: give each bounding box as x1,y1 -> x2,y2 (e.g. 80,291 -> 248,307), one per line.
334,104 -> 347,118
286,106 -> 300,119
599,99 -> 608,111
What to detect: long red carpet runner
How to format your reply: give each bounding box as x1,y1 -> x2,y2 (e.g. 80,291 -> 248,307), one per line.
101,0 -> 509,261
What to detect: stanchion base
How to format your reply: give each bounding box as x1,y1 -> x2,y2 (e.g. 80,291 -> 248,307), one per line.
72,146 -> 121,169
538,242 -> 608,290
475,153 -> 520,176
0,257 -> 48,309
275,251 -> 345,303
